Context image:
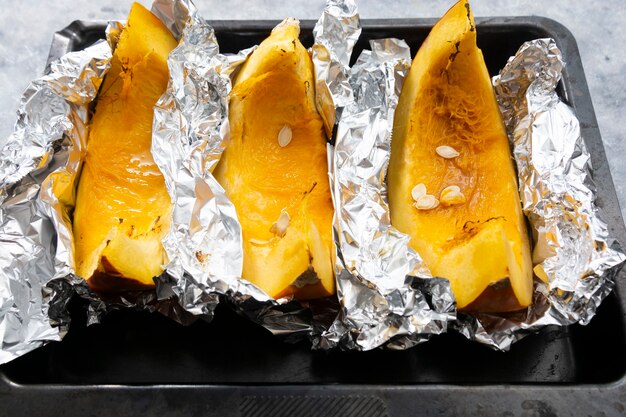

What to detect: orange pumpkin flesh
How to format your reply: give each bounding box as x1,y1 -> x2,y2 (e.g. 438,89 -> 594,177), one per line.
388,0 -> 533,312
73,3 -> 177,290
214,19 -> 335,300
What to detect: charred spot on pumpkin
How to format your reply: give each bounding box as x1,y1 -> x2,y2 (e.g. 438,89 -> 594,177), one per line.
292,267 -> 320,289
306,182 -> 318,195
464,1 -> 475,32
462,216 -> 506,236
462,278 -> 523,313
449,41 -> 461,63
99,256 -> 122,276
88,268 -> 154,293
87,103 -> 97,119
491,277 -> 511,290
462,220 -> 478,235
304,80 -> 310,94
120,60 -> 134,83
439,67 -> 452,85
150,215 -> 162,232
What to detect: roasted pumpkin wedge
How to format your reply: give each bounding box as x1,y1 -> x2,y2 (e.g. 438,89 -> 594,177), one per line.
214,18 -> 335,300
73,3 -> 177,290
388,0 -> 533,312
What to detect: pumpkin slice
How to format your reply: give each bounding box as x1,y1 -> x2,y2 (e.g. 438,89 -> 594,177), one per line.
214,18 -> 335,300
73,3 -> 177,290
387,0 -> 533,312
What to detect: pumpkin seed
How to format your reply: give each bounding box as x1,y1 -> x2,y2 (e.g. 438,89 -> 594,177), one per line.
440,185 -> 466,205
436,145 -> 460,159
414,194 -> 439,210
278,125 -> 292,147
411,183 -> 427,201
443,185 -> 460,193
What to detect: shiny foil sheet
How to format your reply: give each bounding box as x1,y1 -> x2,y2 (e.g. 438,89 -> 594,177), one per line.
151,0 -> 252,320
452,38 -> 626,350
318,39 -> 455,351
312,0 -> 361,135
0,40 -> 112,364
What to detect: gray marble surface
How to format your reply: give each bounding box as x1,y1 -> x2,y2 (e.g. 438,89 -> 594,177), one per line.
1,0 -> 624,221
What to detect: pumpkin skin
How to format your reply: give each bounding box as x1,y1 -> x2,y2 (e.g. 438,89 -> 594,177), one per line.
73,3 -> 177,290
387,0 -> 533,312
214,19 -> 335,300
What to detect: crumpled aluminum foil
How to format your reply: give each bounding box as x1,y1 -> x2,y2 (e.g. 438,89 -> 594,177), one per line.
0,40 -> 112,364
311,0 -> 361,135
318,39 -> 455,350
451,38 -> 626,350
151,0 -> 253,320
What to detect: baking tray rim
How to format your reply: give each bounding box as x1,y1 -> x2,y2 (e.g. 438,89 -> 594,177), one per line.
3,14 -> 625,417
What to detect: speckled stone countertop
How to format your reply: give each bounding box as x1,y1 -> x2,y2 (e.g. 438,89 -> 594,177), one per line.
1,0 -> 624,221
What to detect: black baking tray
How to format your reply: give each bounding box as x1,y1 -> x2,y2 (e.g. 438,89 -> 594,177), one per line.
1,17 -> 625,417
